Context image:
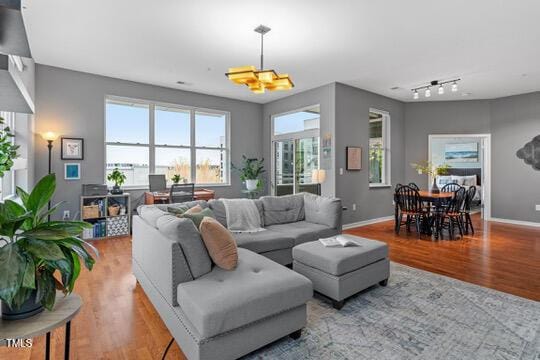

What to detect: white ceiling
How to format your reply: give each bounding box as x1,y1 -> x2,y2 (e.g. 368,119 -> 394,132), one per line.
22,0 -> 540,104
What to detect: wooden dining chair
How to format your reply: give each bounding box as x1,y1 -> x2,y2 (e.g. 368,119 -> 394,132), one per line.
395,186 -> 427,235
408,182 -> 420,190
437,187 -> 467,239
169,183 -> 195,203
461,186 -> 476,235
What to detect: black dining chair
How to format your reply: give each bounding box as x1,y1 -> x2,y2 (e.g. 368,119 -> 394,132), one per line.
461,186 -> 477,235
395,186 -> 427,235
408,182 -> 420,190
169,183 -> 195,203
441,182 -> 462,193
437,187 -> 467,239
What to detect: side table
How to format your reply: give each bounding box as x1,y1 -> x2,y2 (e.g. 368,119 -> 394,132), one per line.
0,292 -> 82,360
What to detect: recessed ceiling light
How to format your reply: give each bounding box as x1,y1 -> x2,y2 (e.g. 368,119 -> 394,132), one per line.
176,81 -> 186,85
462,92 -> 472,96
390,86 -> 400,90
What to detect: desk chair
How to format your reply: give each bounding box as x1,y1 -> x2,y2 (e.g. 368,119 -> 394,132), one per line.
170,183 -> 195,203
149,174 -> 167,193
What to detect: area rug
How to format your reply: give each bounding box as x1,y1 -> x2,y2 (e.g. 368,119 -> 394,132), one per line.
244,262 -> 540,360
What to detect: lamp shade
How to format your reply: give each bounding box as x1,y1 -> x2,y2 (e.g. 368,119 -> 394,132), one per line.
41,131 -> 59,141
311,169 -> 326,184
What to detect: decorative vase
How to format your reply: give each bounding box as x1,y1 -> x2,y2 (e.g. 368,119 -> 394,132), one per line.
1,290 -> 43,320
111,185 -> 123,194
431,177 -> 440,194
246,179 -> 258,191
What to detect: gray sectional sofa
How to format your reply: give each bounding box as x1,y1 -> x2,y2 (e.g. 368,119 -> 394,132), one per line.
132,193 -> 342,360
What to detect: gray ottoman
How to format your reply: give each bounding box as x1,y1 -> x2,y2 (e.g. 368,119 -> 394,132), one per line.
292,235 -> 390,309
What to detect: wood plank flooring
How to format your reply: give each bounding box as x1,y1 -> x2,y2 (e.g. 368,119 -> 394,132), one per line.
1,214 -> 539,359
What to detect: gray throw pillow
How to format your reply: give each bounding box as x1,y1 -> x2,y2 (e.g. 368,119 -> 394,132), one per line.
179,208 -> 215,229
261,194 -> 305,226
156,215 -> 212,278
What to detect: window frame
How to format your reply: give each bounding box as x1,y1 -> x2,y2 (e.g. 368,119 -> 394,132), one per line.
368,108 -> 391,188
0,111 -> 17,199
104,96 -> 231,189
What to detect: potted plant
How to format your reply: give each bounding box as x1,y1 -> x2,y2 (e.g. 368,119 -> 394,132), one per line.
107,168 -> 127,194
232,155 -> 265,191
0,115 -> 20,182
0,174 -> 97,320
410,161 -> 451,194
171,174 -> 183,184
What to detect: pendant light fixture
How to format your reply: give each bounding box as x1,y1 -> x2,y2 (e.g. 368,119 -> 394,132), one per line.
411,78 -> 461,99
226,25 -> 294,94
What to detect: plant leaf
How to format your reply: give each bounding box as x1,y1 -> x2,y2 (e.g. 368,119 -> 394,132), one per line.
36,270 -> 56,310
24,239 -> 65,260
0,244 -> 26,307
22,254 -> 36,289
16,186 -> 30,207
27,174 -> 56,215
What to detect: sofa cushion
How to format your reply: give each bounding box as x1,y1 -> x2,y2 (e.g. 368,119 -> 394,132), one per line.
293,235 -> 388,276
303,193 -> 342,229
176,248 -> 312,338
156,200 -> 208,212
261,194 -> 305,226
266,221 -> 339,246
156,214 -> 212,278
137,205 -> 168,228
208,199 -> 264,228
199,217 -> 238,270
233,230 -> 294,253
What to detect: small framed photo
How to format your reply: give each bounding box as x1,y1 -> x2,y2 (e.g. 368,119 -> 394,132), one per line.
61,137 -> 84,160
346,146 -> 362,171
64,163 -> 81,180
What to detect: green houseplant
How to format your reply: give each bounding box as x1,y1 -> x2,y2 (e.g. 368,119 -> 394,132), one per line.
410,161 -> 451,193
0,174 -> 97,319
0,115 -> 20,180
107,168 -> 127,194
232,155 -> 265,191
171,174 -> 183,184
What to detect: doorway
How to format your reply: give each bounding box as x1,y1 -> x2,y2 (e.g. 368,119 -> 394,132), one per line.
428,134 -> 491,219
271,105 -> 321,196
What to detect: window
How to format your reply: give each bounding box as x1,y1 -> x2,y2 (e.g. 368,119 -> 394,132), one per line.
369,109 -> 391,187
0,112 -> 16,198
105,98 -> 230,187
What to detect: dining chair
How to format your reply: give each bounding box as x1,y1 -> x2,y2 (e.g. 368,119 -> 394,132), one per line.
169,183 -> 195,203
461,186 -> 476,235
395,185 -> 427,235
408,182 -> 420,190
440,182 -> 462,193
437,187 -> 467,239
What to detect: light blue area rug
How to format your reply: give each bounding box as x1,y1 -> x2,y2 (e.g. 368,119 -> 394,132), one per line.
245,262 -> 540,360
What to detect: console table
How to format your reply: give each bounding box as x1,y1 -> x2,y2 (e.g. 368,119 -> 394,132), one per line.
0,292 -> 82,360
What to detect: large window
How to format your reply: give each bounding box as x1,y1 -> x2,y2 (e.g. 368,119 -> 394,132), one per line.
0,112 -> 16,199
368,109 -> 391,187
105,98 -> 229,187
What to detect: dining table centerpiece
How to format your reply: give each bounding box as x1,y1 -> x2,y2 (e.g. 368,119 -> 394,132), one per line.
410,161 -> 451,194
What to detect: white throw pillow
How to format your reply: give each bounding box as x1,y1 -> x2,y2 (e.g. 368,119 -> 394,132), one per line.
451,175 -> 465,185
436,175 -> 454,187
462,175 -> 477,186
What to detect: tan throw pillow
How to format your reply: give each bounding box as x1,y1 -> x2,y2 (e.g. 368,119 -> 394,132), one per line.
199,217 -> 238,270
184,204 -> 203,214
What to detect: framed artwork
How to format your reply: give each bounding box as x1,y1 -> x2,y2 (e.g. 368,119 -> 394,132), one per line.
346,146 -> 362,170
61,137 -> 84,160
444,142 -> 478,162
64,163 -> 81,180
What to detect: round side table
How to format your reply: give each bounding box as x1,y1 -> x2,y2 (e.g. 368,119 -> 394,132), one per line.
0,292 -> 82,360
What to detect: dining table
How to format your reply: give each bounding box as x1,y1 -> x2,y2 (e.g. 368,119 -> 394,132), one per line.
394,190 -> 454,239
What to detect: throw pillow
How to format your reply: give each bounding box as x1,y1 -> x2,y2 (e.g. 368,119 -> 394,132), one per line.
179,208 -> 215,228
199,217 -> 238,270
184,204 -> 204,214
167,206 -> 187,215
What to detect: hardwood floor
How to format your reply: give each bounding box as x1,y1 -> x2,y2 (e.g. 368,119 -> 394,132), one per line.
345,214 -> 540,301
1,214 -> 538,359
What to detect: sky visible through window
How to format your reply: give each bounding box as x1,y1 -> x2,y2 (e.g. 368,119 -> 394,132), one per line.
274,111 -> 320,135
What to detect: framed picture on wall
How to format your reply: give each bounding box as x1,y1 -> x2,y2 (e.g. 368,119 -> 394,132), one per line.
444,142 -> 478,162
346,146 -> 362,170
64,163 -> 81,180
61,137 -> 84,160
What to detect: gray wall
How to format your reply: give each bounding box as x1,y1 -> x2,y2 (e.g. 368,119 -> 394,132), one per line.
404,93 -> 540,223
404,100 -> 491,187
490,92 -> 540,222
262,84 -> 336,197
334,83 -> 405,224
34,65 -> 263,220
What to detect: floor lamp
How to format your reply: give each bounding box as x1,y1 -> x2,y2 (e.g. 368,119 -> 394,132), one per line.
312,169 -> 326,196
41,131 -> 58,219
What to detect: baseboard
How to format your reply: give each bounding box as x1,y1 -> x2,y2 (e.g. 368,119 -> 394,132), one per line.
488,217 -> 540,228
343,216 -> 394,230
